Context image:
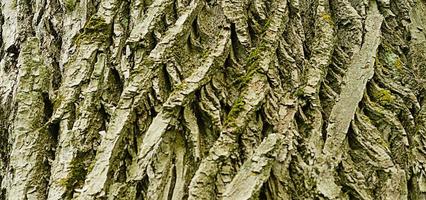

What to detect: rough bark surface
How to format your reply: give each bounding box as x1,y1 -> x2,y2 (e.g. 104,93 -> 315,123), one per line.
0,0 -> 425,199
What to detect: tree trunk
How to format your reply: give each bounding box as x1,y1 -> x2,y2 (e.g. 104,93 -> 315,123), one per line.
0,0 -> 425,199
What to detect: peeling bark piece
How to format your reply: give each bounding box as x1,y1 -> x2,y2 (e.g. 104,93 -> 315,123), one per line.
316,2 -> 384,199
47,53 -> 107,200
323,2 -> 383,158
59,0 -> 92,68
50,0 -> 119,123
127,0 -> 172,44
1,0 -> 18,50
5,37 -> 51,200
223,134 -> 283,200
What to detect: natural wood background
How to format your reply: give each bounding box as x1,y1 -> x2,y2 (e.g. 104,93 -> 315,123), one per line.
1,0 -> 426,199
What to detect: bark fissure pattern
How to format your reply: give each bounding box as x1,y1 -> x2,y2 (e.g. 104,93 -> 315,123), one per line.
0,0 -> 425,199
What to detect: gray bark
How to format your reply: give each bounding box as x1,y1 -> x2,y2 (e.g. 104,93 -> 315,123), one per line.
0,0 -> 425,199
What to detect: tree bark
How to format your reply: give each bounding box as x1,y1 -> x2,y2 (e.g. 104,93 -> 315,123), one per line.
0,0 -> 425,199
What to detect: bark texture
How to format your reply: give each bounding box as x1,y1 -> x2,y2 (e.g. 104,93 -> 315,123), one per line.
0,0 -> 425,199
